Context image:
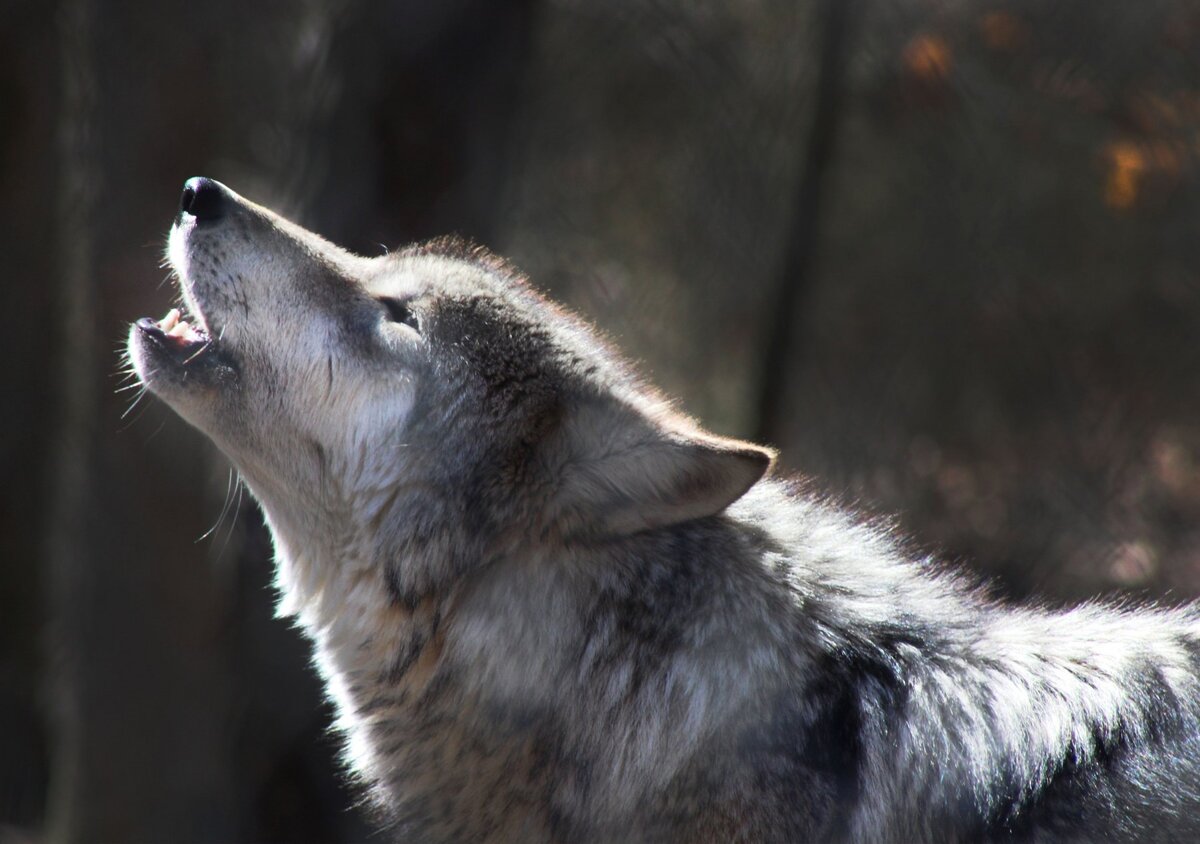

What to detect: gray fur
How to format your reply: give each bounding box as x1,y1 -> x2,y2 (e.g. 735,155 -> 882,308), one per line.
128,180 -> 1200,843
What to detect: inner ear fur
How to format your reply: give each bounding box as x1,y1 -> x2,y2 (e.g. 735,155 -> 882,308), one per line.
547,395 -> 775,538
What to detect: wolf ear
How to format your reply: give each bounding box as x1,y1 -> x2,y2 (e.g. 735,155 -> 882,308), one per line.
548,396 -> 774,538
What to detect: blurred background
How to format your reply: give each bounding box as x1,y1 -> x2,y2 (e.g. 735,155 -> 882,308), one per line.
2,0 -> 1199,840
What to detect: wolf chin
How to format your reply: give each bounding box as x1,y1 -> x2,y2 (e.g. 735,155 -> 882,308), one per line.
128,178 -> 1200,843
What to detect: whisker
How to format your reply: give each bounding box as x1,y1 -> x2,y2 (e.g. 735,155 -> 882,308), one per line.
143,417 -> 167,443
214,476 -> 246,563
120,387 -> 148,421
117,400 -> 154,433
197,466 -> 237,543
184,341 -> 213,365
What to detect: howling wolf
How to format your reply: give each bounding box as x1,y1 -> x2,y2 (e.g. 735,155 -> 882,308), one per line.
128,178 -> 1200,843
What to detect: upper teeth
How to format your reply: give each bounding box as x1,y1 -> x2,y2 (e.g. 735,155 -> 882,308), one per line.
159,308 -> 203,342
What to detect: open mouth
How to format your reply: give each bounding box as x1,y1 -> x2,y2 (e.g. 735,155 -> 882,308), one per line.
135,307 -> 213,364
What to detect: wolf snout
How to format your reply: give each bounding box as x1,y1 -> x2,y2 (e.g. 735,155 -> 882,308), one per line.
179,176 -> 229,223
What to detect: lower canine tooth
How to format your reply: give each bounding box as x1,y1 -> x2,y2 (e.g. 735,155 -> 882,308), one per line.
161,308 -> 180,331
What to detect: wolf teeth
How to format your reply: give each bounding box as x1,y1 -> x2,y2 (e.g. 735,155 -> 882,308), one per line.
157,307 -> 206,343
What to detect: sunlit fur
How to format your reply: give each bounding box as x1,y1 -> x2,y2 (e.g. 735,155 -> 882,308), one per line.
129,181 -> 1200,843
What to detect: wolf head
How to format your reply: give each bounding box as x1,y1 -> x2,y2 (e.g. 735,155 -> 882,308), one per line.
129,178 -> 773,603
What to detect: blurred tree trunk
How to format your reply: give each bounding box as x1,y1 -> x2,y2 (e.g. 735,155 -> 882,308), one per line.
43,0 -> 98,837
496,0 -> 817,436
43,1 -> 244,840
754,0 -> 857,446
0,0 -> 58,833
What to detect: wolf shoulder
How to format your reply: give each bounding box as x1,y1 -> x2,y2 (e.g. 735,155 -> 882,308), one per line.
451,478 -> 1200,842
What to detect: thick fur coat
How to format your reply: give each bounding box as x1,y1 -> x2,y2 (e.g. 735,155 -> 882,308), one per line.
128,178 -> 1200,842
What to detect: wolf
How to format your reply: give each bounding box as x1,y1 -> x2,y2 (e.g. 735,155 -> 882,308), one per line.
127,177 -> 1200,843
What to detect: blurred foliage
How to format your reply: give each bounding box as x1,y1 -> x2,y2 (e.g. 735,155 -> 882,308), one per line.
0,0 -> 1197,840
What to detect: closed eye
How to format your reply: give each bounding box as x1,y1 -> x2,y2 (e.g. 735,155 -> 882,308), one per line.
379,297 -> 420,331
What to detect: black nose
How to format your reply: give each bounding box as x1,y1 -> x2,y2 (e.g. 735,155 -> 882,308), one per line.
179,176 -> 225,222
